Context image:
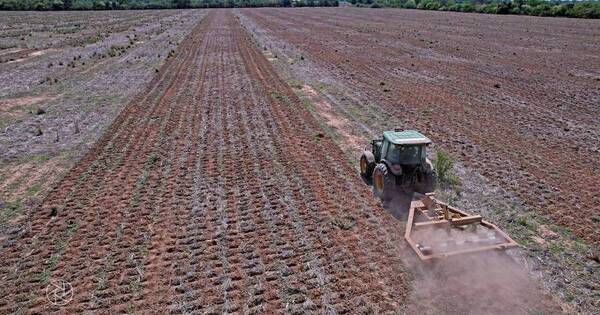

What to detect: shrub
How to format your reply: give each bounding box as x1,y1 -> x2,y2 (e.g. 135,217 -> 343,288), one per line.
496,2 -> 514,14
425,1 -> 441,10
353,0 -> 599,19
403,0 -> 416,8
390,0 -> 403,7
458,3 -> 475,12
567,3 -> 600,18
433,150 -> 459,186
526,0 -> 544,7
520,4 -> 534,14
550,4 -> 568,16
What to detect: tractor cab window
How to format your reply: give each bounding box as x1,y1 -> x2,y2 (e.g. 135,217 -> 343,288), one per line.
381,140 -> 390,159
388,144 -> 422,165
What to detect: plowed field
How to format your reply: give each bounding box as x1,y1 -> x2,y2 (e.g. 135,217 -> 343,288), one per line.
0,10 -> 411,313
240,8 -> 600,243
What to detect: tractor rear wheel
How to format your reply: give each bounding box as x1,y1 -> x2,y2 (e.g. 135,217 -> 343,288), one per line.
415,172 -> 437,194
414,160 -> 436,194
360,151 -> 375,184
373,163 -> 395,201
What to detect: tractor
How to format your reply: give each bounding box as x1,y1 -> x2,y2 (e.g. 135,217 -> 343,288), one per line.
360,130 -> 518,261
360,130 -> 436,200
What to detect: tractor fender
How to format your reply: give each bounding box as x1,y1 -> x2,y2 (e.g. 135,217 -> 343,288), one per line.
362,150 -> 375,164
424,158 -> 434,174
360,151 -> 376,183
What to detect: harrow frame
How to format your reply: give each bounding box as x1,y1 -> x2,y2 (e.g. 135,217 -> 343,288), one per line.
405,193 -> 518,261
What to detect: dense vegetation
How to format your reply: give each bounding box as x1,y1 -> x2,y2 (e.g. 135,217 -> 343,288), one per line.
350,0 -> 600,18
0,0 -> 339,10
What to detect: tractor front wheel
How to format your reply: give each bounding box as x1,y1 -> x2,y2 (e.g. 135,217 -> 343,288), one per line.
373,163 -> 395,201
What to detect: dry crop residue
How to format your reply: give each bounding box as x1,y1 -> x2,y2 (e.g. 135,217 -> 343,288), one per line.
300,84 -> 364,153
0,10 -> 205,222
0,10 -> 408,313
240,7 -> 600,244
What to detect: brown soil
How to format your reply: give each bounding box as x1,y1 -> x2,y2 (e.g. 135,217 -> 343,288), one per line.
237,8 -> 598,313
5,49 -> 53,64
0,158 -> 62,200
300,84 -> 364,153
1,7 -> 591,314
0,10 -> 205,224
239,7 -> 600,244
0,11 -> 410,313
0,95 -> 58,112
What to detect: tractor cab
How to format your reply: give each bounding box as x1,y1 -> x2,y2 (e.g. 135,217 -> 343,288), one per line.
373,130 -> 431,175
361,130 -> 435,200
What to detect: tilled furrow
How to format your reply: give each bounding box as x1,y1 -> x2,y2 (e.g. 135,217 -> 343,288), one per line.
1,10 -> 411,313
0,13 -> 210,314
235,17 -> 406,311
240,8 -> 600,243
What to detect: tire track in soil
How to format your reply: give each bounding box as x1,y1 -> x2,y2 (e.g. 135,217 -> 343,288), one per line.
235,22 -> 406,312
1,10 -> 410,314
240,8 -> 600,244
0,14 -> 211,313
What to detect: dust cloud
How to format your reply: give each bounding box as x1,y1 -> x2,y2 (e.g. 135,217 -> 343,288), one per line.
405,250 -> 555,314
382,192 -> 557,314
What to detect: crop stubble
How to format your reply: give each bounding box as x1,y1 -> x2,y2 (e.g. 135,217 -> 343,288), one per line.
0,10 -> 409,313
240,8 -> 600,243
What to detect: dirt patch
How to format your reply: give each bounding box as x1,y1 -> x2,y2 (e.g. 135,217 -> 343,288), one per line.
0,94 -> 59,112
5,49 -> 53,64
0,157 -> 63,202
0,10 -> 206,165
0,48 -> 27,56
299,84 -> 364,152
262,49 -> 277,62
29,50 -> 47,57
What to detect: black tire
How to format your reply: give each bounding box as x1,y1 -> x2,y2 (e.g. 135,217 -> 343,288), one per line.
414,159 -> 437,194
415,172 -> 437,194
360,151 -> 376,184
372,163 -> 395,201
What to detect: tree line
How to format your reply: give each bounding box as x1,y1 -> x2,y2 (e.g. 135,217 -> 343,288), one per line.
350,0 -> 600,18
0,0 -> 339,10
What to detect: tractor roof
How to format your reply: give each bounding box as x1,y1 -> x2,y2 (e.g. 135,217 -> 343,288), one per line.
384,130 -> 432,145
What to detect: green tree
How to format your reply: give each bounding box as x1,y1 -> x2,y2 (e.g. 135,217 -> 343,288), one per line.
403,0 -> 416,8
173,0 -> 191,8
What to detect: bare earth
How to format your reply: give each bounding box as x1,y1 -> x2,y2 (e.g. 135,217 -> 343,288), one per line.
0,7 -> 598,314
0,9 -> 205,231
237,7 -> 599,313
239,7 -> 600,243
1,10 -> 410,313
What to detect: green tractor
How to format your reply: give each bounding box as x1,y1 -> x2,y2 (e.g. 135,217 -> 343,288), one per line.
360,130 -> 436,200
